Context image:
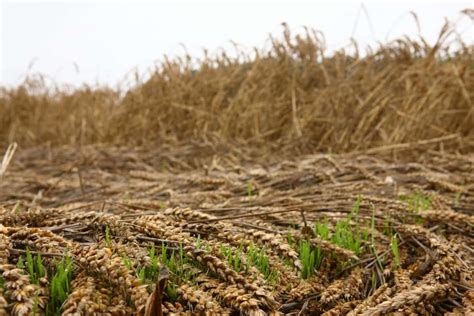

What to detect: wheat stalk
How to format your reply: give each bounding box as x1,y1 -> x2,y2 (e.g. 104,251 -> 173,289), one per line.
0,143 -> 17,180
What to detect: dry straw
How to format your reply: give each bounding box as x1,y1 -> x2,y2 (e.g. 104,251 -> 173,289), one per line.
0,147 -> 472,314
0,22 -> 472,156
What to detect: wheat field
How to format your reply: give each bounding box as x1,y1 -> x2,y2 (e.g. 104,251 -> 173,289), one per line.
0,21 -> 473,315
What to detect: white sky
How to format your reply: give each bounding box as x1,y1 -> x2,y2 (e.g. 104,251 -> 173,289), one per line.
1,0 -> 472,87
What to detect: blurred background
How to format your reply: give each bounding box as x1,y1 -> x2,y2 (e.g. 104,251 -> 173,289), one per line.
1,0 -> 472,88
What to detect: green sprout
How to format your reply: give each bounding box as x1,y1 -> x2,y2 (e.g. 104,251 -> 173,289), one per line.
299,240 -> 322,279
137,243 -> 160,283
122,255 -> 133,270
219,244 -> 245,272
370,270 -> 377,295
166,284 -> 179,303
47,255 -> 73,315
314,220 -> 330,240
348,195 -> 361,221
382,218 -> 393,236
287,231 -> 294,245
400,191 -> 431,213
370,207 -> 384,274
33,294 -> 39,315
314,197 -> 365,256
391,234 -> 400,269
20,250 -> 73,315
195,235 -> 202,250
332,218 -> 362,255
247,181 -> 254,197
138,242 -> 200,304
17,256 -> 25,269
246,242 -> 279,284
25,248 -> 46,285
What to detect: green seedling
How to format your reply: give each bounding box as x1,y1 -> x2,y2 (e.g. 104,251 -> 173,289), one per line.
166,284 -> 179,303
247,181 -> 254,197
150,244 -> 159,278
12,201 -> 21,213
17,256 -> 25,269
195,235 -> 202,250
382,218 -> 393,236
282,257 -> 294,268
287,231 -> 294,245
177,243 -> 187,279
47,255 -> 73,315
122,255 -> 133,270
370,207 -> 384,274
314,197 -> 365,256
400,191 -> 431,213
219,243 -> 245,272
140,242 -> 193,291
399,192 -> 431,224
137,244 -> 160,283
137,243 -> 183,303
348,195 -> 361,221
391,234 -> 400,269
33,294 -> 39,315
370,270 -> 377,295
314,220 -> 330,240
299,240 -> 322,279
25,248 -> 46,285
332,218 -> 362,255
20,252 -> 74,315
246,242 -> 279,284
138,267 -> 146,284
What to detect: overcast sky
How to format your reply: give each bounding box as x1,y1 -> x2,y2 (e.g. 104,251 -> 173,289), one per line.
1,1 -> 472,87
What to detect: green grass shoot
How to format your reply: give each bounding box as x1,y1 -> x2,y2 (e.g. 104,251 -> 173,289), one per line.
247,181 -> 253,197
219,243 -> 245,272
166,284 -> 179,302
400,191 -> 431,213
332,217 -> 362,255
195,235 -> 202,250
314,220 -> 330,240
370,207 -> 384,274
25,248 -> 46,285
47,255 -> 73,315
313,197 -> 365,256
391,234 -> 400,269
122,254 -> 133,270
17,255 -> 25,269
299,240 -> 322,279
246,242 -> 279,283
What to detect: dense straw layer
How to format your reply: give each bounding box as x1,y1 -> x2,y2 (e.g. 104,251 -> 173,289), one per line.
1,23 -> 473,155
0,147 -> 472,314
